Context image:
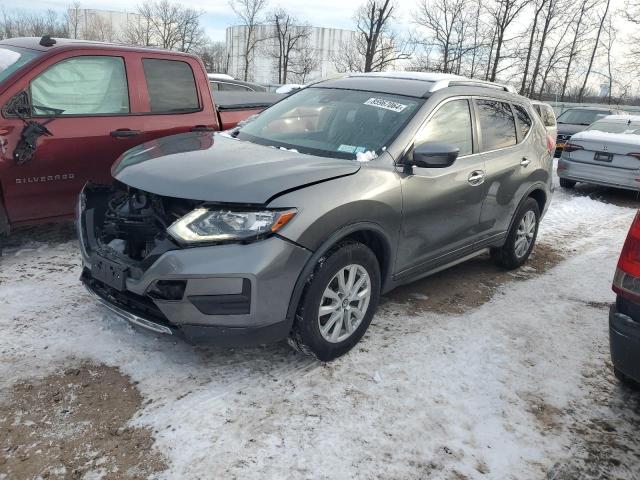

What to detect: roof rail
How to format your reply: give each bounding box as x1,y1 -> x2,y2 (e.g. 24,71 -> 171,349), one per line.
429,78 -> 516,94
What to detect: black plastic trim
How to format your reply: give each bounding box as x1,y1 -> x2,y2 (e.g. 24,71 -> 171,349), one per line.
188,278 -> 251,315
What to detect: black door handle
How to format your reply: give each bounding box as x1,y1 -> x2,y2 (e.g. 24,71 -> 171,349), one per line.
110,129 -> 141,138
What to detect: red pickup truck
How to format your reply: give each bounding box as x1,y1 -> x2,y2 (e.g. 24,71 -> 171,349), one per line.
0,36 -> 273,235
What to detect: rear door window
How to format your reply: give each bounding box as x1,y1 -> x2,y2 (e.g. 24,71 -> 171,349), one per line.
543,105 -> 556,127
142,58 -> 199,113
415,99 -> 473,156
475,99 -> 517,151
513,104 -> 532,140
30,56 -> 129,115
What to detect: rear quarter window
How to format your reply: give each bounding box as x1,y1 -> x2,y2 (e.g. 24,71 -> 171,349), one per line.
475,99 -> 517,151
513,104 -> 532,140
142,58 -> 199,113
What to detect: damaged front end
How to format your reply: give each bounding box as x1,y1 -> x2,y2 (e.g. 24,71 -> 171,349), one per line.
78,182 -> 202,332
79,181 -> 198,277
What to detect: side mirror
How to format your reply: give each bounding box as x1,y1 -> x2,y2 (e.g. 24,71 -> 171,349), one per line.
406,142 -> 459,170
2,91 -> 31,119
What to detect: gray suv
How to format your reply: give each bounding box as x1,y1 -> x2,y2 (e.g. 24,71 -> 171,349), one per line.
78,72 -> 553,361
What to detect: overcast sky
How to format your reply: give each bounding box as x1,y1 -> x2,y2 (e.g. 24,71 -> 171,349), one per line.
14,0 -> 372,40
9,0 -> 633,58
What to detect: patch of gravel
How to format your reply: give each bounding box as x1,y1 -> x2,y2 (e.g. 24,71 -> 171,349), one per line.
0,363 -> 167,480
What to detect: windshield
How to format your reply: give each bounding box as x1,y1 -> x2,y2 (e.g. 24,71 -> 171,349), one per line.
586,120 -> 640,135
0,46 -> 41,83
556,109 -> 609,125
236,87 -> 424,159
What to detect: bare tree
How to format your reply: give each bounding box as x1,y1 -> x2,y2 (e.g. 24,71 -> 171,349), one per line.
519,0 -> 548,93
559,0 -> 590,100
121,1 -> 205,53
414,0 -> 471,73
230,0 -> 268,81
0,8 -> 68,39
266,9 -> 311,83
289,42 -> 319,83
83,14 -> 117,42
121,4 -> 154,46
334,0 -> 411,73
66,2 -> 82,39
199,41 -> 230,73
625,0 -> 640,72
577,0 -> 611,102
485,0 -> 531,81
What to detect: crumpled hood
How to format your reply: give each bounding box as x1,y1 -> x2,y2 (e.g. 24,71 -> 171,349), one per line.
112,132 -> 360,204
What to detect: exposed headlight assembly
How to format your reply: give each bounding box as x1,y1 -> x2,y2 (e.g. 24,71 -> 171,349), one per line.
167,207 -> 296,244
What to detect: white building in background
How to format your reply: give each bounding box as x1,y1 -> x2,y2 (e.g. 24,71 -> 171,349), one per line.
599,82 -> 611,97
226,25 -> 356,84
67,8 -> 139,42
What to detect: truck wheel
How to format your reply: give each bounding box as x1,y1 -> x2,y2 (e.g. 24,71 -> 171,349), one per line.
559,178 -> 576,189
491,198 -> 540,270
288,242 -> 381,361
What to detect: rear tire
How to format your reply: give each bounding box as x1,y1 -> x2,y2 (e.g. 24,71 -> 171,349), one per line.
288,242 -> 381,361
559,178 -> 576,189
491,198 -> 540,270
614,367 -> 640,390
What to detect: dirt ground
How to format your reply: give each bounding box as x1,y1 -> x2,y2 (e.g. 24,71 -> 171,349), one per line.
384,242 -> 564,315
0,363 -> 166,480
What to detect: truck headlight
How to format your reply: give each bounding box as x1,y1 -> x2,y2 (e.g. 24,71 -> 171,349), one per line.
167,207 -> 296,243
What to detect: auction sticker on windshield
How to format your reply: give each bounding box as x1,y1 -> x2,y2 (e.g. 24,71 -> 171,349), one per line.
364,98 -> 407,113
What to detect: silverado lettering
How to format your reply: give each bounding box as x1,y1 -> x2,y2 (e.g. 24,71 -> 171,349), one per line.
15,173 -> 75,184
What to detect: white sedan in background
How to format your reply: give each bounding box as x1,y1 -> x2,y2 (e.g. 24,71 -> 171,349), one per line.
558,115 -> 640,191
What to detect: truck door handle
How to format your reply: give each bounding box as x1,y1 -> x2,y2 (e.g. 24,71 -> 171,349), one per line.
468,170 -> 485,186
110,129 -> 141,138
520,157 -> 531,167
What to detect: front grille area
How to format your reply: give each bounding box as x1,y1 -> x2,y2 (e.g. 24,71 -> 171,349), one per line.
81,182 -> 197,275
82,269 -> 171,326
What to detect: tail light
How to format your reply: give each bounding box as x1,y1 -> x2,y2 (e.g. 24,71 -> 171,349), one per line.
613,211 -> 640,301
628,153 -> 640,160
546,135 -> 555,153
563,142 -> 583,153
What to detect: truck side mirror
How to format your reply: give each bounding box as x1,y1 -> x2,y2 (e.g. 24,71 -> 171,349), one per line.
2,91 -> 31,119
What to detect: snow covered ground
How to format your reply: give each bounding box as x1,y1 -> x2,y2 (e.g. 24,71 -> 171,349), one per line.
1,177 -> 640,479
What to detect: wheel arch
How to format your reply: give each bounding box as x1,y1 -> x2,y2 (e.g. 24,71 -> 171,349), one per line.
505,183 -> 548,235
284,222 -> 394,327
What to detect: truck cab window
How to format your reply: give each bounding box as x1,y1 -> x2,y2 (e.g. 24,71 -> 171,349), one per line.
30,56 -> 129,115
143,59 -> 199,113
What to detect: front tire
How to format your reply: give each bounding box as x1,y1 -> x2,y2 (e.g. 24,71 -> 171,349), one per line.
559,178 -> 576,189
491,198 -> 540,270
288,242 -> 381,361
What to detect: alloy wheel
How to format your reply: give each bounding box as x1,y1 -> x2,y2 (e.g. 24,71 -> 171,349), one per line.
515,210 -> 536,258
318,264 -> 371,343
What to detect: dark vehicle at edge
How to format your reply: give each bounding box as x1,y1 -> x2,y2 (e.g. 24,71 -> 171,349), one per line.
611,210 -> 640,388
